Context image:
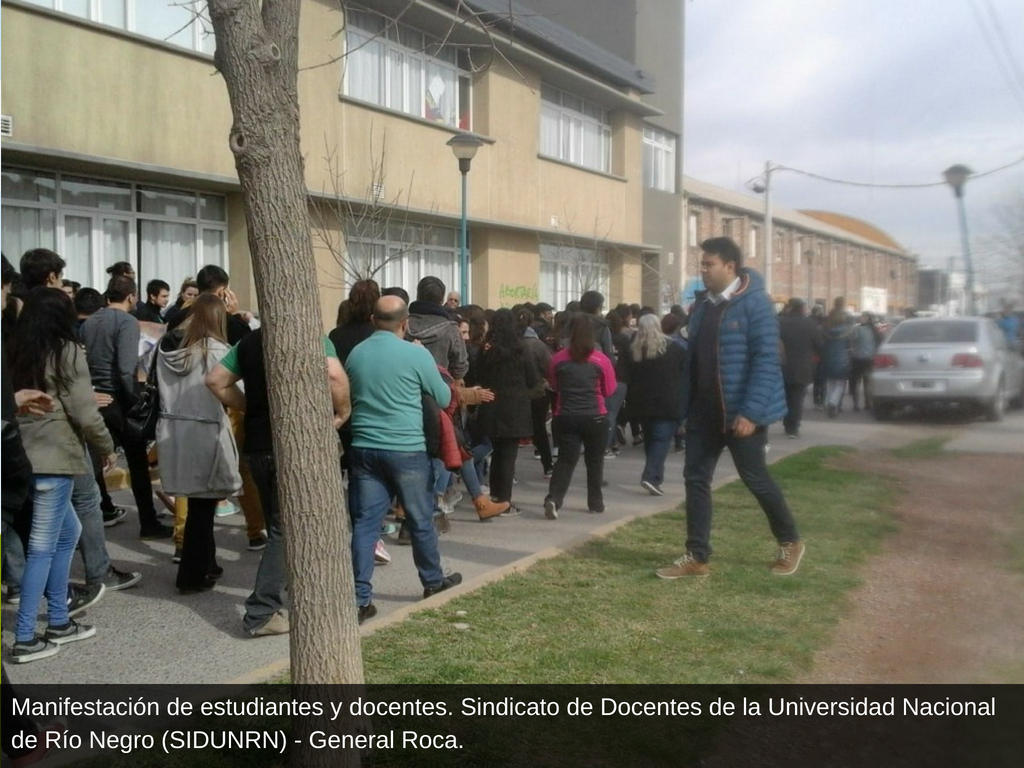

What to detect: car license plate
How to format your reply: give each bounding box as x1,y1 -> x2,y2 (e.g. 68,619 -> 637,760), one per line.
911,381 -> 935,389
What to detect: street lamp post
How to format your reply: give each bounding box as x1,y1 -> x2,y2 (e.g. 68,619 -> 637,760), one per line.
447,133 -> 484,305
942,164 -> 976,316
749,161 -> 778,298
805,250 -> 816,306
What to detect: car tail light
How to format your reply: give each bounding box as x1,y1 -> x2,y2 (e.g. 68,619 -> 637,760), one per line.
951,353 -> 983,368
874,354 -> 898,369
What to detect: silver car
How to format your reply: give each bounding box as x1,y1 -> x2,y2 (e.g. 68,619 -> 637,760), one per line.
871,317 -> 1024,421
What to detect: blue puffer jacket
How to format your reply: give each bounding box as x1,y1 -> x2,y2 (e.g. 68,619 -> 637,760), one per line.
684,268 -> 787,429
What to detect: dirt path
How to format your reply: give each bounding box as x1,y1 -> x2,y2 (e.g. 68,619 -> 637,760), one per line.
799,452 -> 1024,684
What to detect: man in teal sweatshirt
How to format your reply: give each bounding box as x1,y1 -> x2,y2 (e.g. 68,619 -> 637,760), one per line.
345,295 -> 461,622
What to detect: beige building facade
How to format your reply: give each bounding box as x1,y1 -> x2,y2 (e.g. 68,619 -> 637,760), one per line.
1,0 -> 657,329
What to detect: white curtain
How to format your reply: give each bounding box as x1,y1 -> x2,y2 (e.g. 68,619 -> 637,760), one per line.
134,0 -> 193,47
202,229 -> 225,269
103,219 -> 131,270
2,207 -> 56,262
61,216 -> 93,287
140,220 -> 196,294
347,31 -> 385,105
540,104 -> 560,158
424,248 -> 458,296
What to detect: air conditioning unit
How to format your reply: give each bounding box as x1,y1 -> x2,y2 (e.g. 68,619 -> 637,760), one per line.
0,115 -> 12,138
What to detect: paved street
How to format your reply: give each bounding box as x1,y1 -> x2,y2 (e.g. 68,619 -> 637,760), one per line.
4,404 -> 1022,685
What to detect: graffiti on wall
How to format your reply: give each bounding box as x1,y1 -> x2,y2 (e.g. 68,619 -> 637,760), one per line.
498,283 -> 539,306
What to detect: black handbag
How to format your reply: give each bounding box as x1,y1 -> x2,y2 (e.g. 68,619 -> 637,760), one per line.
125,352 -> 160,442
422,393 -> 441,459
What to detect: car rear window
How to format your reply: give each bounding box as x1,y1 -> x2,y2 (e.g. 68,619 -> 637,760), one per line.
888,321 -> 978,344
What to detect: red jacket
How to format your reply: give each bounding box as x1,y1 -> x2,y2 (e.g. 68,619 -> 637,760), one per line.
437,367 -> 463,471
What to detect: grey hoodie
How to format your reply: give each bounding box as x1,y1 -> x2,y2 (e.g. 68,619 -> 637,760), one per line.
406,301 -> 469,379
156,338 -> 241,498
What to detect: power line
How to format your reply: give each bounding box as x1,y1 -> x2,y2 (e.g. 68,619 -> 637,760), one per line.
965,0 -> 1024,117
762,155 -> 1024,190
981,0 -> 1024,90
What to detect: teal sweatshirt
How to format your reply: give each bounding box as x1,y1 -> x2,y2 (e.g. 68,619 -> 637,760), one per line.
345,330 -> 452,451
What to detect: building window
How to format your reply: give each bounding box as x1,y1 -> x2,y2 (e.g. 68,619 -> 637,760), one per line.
748,226 -> 758,261
343,219 -> 460,296
539,242 -> 609,310
831,245 -> 839,270
539,84 -> 612,174
793,240 -> 802,266
1,167 -> 226,291
687,213 -> 699,247
22,0 -> 217,55
642,127 -> 676,192
343,10 -> 471,129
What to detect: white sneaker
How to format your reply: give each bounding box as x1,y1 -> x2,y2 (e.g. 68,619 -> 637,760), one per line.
215,499 -> 239,517
374,540 -> 392,565
544,499 -> 558,520
442,487 -> 464,510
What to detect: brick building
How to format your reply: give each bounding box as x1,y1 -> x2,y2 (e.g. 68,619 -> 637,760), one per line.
683,176 -> 917,315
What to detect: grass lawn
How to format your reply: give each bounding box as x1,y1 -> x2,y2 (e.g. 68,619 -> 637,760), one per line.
363,446 -> 899,684
79,448 -> 917,767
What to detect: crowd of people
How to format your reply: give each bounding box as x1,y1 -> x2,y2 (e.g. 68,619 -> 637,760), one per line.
3,234 -> 819,667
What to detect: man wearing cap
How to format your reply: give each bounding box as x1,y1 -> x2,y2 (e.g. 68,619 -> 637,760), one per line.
532,302 -> 556,350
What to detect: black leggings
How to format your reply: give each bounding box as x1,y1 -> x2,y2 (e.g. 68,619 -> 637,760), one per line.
488,438 -> 520,504
176,497 -> 220,590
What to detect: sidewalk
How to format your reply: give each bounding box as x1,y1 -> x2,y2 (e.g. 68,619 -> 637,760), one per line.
2,406 -> 947,685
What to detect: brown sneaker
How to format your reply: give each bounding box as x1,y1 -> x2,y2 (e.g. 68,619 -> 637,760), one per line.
771,541 -> 805,576
473,495 -> 510,520
655,553 -> 710,579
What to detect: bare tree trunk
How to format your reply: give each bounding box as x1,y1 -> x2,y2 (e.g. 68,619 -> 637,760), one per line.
208,0 -> 363,686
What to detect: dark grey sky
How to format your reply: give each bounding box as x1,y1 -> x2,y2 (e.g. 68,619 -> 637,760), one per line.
684,0 -> 1024,277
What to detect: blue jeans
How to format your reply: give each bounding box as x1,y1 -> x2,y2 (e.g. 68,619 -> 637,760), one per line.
605,382 -> 627,449
17,476 -> 81,642
431,459 -> 451,509
72,473 -> 110,585
683,415 -> 799,563
243,452 -> 285,633
349,448 -> 443,605
459,441 -> 492,498
640,419 -> 676,486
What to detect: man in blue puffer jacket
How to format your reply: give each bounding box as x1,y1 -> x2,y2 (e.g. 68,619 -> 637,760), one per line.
656,237 -> 805,579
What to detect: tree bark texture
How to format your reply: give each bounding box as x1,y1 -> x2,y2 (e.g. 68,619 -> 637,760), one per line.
207,0 -> 364,692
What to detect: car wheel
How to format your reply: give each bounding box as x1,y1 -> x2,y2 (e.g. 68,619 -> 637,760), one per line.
984,380 -> 1006,422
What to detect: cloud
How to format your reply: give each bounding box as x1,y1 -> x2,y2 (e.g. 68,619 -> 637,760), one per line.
683,0 -> 1024,271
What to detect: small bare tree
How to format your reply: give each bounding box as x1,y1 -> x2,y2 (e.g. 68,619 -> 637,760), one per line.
979,186 -> 1024,307
542,207 -> 616,300
310,128 -> 437,289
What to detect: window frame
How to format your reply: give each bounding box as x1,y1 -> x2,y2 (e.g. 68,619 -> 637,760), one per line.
21,0 -> 216,55
539,84 -> 612,174
539,241 -> 610,310
1,167 -> 227,289
343,10 -> 472,130
342,218 -> 461,294
642,126 -> 676,193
